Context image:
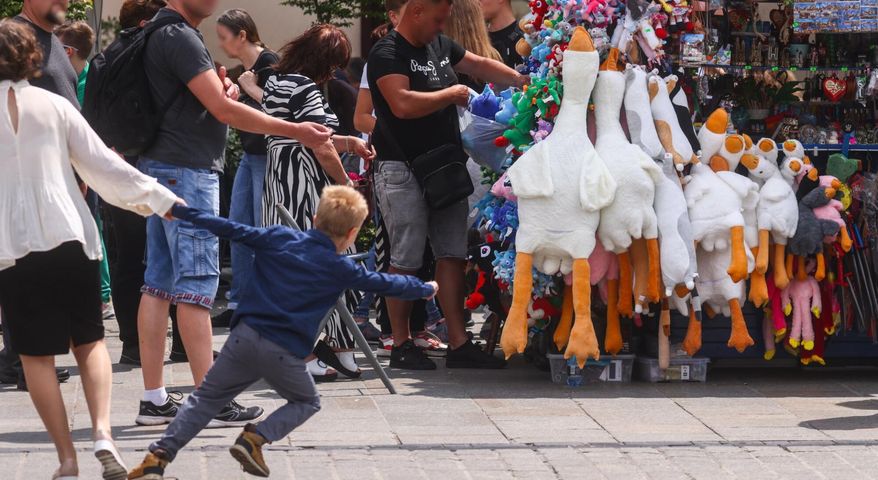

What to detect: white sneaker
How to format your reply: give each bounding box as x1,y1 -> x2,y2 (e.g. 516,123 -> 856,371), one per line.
414,331 -> 448,357
376,335 -> 393,357
94,439 -> 127,480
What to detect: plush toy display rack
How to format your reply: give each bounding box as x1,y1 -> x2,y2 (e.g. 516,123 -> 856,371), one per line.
460,0 -> 878,383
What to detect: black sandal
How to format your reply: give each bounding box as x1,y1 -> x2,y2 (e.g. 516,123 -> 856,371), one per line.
314,340 -> 362,379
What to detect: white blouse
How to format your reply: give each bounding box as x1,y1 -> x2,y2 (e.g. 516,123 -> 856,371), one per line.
0,79 -> 178,270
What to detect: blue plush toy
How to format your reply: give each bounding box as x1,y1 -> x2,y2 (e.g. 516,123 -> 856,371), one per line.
470,84 -> 501,120
495,88 -> 518,125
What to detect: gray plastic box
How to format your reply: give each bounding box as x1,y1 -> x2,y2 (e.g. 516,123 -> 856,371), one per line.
547,354 -> 635,386
634,357 -> 709,382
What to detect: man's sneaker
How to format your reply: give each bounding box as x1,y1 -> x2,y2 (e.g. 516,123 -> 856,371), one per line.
446,340 -> 507,369
119,345 -> 141,366
229,424 -> 270,477
390,340 -> 437,370
127,450 -> 168,480
376,335 -> 393,357
135,392 -> 183,426
356,319 -> 383,343
102,303 -> 117,322
413,331 -> 448,357
206,400 -> 265,428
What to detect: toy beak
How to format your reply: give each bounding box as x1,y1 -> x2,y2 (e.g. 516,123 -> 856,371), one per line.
742,134 -> 753,150
783,140 -> 796,151
741,153 -> 759,170
725,135 -> 744,154
831,179 -> 842,189
600,47 -> 624,71
704,108 -> 728,134
758,139 -> 775,154
825,187 -> 837,199
789,160 -> 802,173
568,26 -> 595,52
807,167 -> 819,180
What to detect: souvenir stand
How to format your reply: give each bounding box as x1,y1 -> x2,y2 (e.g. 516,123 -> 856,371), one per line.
461,0 -> 878,383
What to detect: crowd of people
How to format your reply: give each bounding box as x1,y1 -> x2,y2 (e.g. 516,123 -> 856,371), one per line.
0,0 -> 528,478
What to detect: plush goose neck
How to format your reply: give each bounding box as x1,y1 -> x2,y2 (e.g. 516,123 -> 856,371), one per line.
593,70 -> 626,140
552,50 -> 598,136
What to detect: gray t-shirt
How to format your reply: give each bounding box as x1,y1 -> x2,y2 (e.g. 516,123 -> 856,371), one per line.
13,16 -> 78,108
143,8 -> 227,172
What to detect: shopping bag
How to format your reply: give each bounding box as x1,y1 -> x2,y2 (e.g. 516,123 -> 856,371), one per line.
458,107 -> 508,173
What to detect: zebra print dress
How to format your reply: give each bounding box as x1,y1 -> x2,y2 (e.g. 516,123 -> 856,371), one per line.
261,73 -> 357,349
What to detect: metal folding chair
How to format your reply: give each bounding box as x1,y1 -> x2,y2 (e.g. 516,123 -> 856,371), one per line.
274,204 -> 396,394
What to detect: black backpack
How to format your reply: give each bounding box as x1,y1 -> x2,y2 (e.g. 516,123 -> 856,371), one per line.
81,14 -> 185,156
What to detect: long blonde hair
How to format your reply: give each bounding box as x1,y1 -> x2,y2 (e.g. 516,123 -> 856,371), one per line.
445,0 -> 501,62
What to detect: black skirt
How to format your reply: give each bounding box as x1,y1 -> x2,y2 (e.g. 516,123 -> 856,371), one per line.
0,241 -> 104,356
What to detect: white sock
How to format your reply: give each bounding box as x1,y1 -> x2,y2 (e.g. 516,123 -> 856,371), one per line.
143,387 -> 168,406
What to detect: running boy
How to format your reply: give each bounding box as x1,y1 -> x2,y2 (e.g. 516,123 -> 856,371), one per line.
128,186 -> 438,479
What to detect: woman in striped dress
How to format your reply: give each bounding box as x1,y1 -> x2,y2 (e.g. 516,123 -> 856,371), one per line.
259,25 -> 375,381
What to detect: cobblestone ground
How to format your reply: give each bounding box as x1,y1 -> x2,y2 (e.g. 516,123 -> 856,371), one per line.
3,319 -> 878,479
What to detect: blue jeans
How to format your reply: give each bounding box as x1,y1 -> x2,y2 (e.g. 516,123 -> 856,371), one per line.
228,153 -> 267,307
139,158 -> 220,309
353,247 -> 376,318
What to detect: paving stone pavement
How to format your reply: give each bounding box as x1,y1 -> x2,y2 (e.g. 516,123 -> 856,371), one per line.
3,320 -> 878,479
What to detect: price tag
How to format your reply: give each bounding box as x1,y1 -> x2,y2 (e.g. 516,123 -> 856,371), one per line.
681,365 -> 691,381
810,66 -> 818,72
744,65 -> 752,70
841,66 -> 849,72
790,66 -> 798,71
771,66 -> 779,71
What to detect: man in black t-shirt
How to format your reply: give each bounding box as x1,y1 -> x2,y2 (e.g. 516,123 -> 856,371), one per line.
367,0 -> 526,371
481,0 -> 523,68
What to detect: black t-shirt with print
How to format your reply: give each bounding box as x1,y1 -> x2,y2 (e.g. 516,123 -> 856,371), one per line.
240,49 -> 279,155
367,30 -> 466,162
489,21 -> 523,69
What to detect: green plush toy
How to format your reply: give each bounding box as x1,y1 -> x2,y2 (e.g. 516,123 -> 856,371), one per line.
494,78 -> 563,150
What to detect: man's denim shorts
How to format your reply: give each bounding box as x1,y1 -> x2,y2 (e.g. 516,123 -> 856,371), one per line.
139,158 -> 220,309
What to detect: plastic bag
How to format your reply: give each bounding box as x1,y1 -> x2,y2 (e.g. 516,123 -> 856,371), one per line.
458,107 -> 508,172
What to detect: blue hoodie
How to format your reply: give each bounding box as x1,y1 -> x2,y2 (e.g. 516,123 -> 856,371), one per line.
172,205 -> 434,358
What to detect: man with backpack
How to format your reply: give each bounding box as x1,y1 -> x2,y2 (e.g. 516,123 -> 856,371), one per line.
84,0 -> 333,428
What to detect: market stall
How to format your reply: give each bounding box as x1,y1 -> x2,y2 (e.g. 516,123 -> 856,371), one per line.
462,0 -> 878,383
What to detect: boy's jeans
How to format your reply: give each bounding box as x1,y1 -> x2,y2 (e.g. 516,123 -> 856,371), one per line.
150,323 -> 321,461
228,153 -> 267,308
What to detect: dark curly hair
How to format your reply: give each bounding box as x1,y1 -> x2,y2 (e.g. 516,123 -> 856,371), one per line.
274,24 -> 351,85
0,19 -> 43,82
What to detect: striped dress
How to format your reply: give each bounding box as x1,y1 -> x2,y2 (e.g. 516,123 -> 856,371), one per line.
261,73 -> 356,350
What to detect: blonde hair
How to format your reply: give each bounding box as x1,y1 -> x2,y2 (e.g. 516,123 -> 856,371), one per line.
315,186 -> 369,239
445,0 -> 501,62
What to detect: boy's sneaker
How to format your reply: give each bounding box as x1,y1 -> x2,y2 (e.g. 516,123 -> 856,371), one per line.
376,335 -> 393,357
446,340 -> 507,369
229,424 -> 270,477
206,400 -> 265,428
413,331 -> 448,357
135,392 -> 183,426
356,318 -> 383,342
426,319 -> 449,343
127,450 -> 168,480
390,340 -> 437,370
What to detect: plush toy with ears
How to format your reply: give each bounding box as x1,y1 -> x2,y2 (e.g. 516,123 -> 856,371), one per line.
593,47 -> 663,315
741,153 -> 799,290
781,261 -> 821,351
789,186 -> 840,281
686,108 -> 750,283
501,27 -> 617,367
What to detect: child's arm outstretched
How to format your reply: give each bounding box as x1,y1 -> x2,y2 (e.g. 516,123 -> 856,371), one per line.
172,205 -> 283,250
345,261 -> 438,301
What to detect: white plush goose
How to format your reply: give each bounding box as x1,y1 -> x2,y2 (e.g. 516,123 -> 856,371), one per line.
502,27 -> 617,366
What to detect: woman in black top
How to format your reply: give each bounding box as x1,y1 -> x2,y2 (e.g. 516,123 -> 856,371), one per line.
215,9 -> 279,319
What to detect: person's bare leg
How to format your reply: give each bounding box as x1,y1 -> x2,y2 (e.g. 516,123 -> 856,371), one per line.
436,258 -> 468,349
72,339 -> 113,442
138,293 -> 171,390
387,266 -> 416,347
175,303 -> 214,387
20,354 -> 78,476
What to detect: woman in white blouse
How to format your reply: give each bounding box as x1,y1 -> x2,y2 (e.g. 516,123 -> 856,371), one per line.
0,21 -> 179,480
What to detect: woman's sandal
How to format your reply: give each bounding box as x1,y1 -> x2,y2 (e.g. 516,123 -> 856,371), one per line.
306,357 -> 338,382
314,340 -> 362,379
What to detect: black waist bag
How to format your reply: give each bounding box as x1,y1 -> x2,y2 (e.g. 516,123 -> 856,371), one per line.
410,144 -> 474,210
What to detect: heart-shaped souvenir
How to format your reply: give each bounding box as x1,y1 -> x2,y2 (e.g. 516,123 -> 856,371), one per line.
827,153 -> 858,183
823,77 -> 847,101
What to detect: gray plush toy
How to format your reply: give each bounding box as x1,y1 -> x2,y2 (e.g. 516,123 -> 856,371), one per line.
788,186 -> 840,281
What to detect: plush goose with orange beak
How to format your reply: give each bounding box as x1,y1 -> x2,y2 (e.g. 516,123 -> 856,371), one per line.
593,47 -> 663,321
502,27 -> 617,367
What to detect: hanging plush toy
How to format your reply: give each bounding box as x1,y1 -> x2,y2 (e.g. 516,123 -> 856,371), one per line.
623,64 -> 665,160
501,27 -> 617,367
812,175 -> 853,250
789,186 -> 840,281
686,108 -> 751,284
667,75 -> 701,154
781,260 -> 821,351
741,153 -> 799,290
649,73 -> 697,170
694,245 -> 755,353
593,47 -> 663,316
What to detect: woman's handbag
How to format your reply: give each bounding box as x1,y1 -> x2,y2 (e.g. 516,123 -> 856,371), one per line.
409,143 -> 474,210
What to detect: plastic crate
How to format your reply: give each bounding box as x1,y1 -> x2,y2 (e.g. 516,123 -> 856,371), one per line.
634,357 -> 709,382
547,354 -> 635,386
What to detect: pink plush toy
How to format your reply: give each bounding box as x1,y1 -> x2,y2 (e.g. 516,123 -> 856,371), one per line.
491,172 -> 517,202
812,175 -> 853,250
781,264 -> 822,351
